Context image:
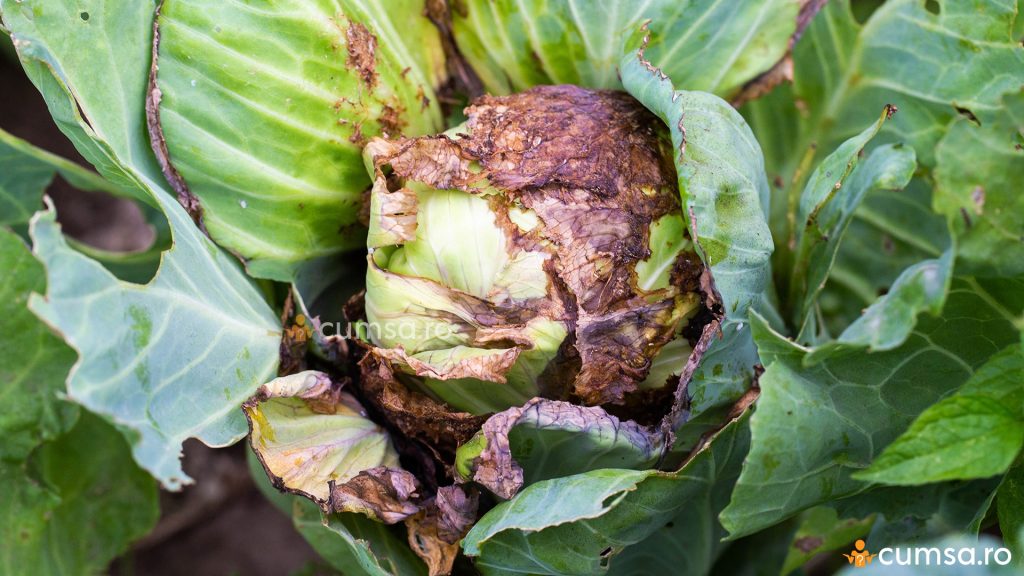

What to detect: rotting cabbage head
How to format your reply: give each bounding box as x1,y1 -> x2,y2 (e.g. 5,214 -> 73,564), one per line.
359,85 -> 708,415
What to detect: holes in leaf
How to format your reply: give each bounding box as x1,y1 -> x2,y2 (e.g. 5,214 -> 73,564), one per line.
79,11 -> 90,21
925,0 -> 941,15
850,0 -> 886,24
381,164 -> 403,193
954,105 -> 981,126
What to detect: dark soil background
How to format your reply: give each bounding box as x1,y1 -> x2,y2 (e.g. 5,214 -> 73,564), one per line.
1,39 -> 323,576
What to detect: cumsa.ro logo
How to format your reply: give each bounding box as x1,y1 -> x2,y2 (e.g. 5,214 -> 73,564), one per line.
841,539 -> 1013,568
843,539 -> 876,568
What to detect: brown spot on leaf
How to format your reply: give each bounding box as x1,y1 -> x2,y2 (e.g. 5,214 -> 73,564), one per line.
971,186 -> 985,214
345,21 -> 378,89
794,536 -> 824,553
146,2 -> 204,228
378,103 -> 406,138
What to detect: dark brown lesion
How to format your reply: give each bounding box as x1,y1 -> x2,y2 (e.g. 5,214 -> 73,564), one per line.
358,351 -> 486,455
365,85 -> 708,408
345,21 -> 378,89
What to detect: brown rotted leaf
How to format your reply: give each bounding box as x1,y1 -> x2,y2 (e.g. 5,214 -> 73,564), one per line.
359,353 -> 486,454
373,345 -> 521,384
363,85 -> 709,407
405,485 -> 479,576
328,466 -> 422,523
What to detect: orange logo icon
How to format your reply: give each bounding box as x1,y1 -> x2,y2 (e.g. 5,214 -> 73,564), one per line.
286,314 -> 314,343
843,539 -> 877,568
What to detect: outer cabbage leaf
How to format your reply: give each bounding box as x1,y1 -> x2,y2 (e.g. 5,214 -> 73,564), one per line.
721,278 -> 1024,538
0,412 -> 159,576
455,399 -> 661,499
246,450 -> 428,576
0,228 -> 76,461
452,0 -> 803,99
815,177 -> 953,336
3,0 -> 282,488
0,127 -> 124,226
620,33 -> 773,439
787,111 -> 919,342
604,418 -> 751,575
934,90 -> 1024,277
0,126 -> 171,284
153,0 -> 447,280
854,345 -> 1024,485
742,0 -> 1024,281
462,415 -> 750,575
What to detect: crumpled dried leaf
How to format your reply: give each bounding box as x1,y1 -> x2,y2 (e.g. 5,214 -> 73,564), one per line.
328,466 -> 422,523
244,371 -> 400,503
362,85 -> 708,410
458,398 -> 662,499
373,344 -> 521,384
405,485 -> 479,576
326,464 -> 478,575
359,352 -> 486,454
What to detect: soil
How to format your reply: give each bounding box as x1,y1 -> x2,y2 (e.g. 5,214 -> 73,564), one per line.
1,39 -> 322,576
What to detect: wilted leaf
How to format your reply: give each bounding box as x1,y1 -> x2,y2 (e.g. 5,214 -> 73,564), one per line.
722,278 -> 1023,538
152,0 -> 448,280
245,371 -> 400,504
0,228 -> 76,461
0,411 -> 159,576
405,487 -> 480,576
452,0 -> 803,99
247,449 -> 428,576
455,398 -> 661,499
359,353 -> 486,455
329,467 -> 423,523
4,0 -> 282,487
